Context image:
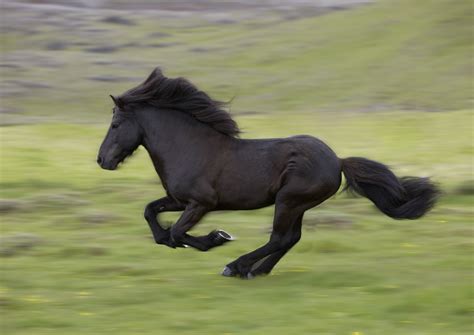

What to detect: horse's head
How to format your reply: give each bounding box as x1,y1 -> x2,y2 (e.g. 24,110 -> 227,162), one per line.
97,95 -> 142,170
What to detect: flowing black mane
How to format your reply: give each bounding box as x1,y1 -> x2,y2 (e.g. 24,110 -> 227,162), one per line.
117,68 -> 240,137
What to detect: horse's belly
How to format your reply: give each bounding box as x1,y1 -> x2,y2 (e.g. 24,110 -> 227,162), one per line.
216,197 -> 275,210
215,178 -> 278,210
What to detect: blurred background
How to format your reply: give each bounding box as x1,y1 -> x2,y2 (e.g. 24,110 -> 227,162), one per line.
1,0 -> 472,334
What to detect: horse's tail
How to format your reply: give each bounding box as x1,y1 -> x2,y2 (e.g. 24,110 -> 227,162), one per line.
341,157 -> 439,219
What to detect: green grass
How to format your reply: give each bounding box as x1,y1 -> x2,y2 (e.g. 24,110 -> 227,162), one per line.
1,0 -> 473,334
1,110 -> 473,334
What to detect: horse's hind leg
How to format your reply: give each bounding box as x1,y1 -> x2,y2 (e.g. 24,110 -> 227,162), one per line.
249,213 -> 303,277
223,169 -> 339,278
223,201 -> 305,278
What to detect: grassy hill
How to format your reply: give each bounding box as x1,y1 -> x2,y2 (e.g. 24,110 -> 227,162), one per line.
1,0 -> 472,124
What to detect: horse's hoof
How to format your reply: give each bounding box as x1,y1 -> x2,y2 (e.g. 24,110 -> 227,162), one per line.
221,266 -> 235,277
216,230 -> 234,241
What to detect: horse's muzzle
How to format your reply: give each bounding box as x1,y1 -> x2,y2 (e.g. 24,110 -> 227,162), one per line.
97,155 -> 118,170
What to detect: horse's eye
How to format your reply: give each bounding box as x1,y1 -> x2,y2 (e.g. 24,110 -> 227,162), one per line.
111,123 -> 119,129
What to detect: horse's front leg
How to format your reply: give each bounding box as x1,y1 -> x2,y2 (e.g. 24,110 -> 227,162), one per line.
170,203 -> 232,251
144,196 -> 185,248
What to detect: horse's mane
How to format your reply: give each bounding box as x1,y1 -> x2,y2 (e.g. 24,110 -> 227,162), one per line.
117,68 -> 240,137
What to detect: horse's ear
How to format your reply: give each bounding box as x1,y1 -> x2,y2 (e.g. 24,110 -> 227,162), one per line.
110,95 -> 118,105
109,95 -> 124,109
144,67 -> 163,84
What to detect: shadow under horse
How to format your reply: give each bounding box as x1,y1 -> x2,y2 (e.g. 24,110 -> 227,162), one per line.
97,68 -> 439,279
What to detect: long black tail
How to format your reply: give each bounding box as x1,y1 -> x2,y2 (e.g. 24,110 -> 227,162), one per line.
341,157 -> 439,219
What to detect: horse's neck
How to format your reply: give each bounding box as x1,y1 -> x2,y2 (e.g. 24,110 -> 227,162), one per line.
137,108 -> 225,181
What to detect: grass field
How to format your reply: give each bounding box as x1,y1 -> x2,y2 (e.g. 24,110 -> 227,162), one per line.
1,0 -> 473,334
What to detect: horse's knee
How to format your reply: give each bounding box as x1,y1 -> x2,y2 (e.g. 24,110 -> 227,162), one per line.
144,202 -> 155,221
170,225 -> 184,243
145,200 -> 167,220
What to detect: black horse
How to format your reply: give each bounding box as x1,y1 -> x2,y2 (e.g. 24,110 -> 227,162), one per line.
97,68 -> 439,278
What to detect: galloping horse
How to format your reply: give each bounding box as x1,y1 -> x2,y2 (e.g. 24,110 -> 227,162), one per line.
97,68 -> 438,278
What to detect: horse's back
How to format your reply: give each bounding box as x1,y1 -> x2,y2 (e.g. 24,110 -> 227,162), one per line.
213,135 -> 341,210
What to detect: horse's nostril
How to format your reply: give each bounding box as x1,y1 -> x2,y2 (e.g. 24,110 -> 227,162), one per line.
97,156 -> 103,165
